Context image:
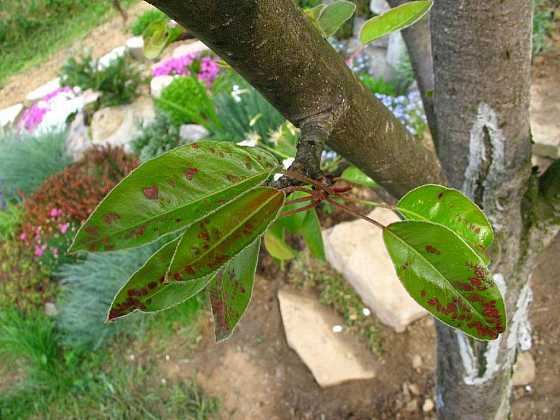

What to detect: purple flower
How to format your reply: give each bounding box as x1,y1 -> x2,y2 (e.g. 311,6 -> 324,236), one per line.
20,87 -> 74,132
152,53 -> 221,87
34,244 -> 47,257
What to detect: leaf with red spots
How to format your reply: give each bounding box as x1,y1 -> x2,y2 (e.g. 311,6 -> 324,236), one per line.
107,237 -> 213,320
71,142 -> 279,253
167,187 -> 285,283
383,220 -> 506,341
397,184 -> 494,263
208,239 -> 260,341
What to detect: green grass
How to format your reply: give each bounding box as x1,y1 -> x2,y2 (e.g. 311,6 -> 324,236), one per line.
0,0 -> 137,87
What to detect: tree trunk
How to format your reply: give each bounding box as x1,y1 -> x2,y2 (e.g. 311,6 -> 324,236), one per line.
430,1 -> 549,418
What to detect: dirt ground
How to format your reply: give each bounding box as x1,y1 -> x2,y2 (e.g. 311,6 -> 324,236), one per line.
0,2 -> 154,110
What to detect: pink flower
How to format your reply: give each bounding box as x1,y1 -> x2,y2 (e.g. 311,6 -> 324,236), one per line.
59,223 -> 70,234
34,244 -> 47,257
19,232 -> 27,242
49,208 -> 62,218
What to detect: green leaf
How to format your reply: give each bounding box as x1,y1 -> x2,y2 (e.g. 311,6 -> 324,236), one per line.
305,4 -> 327,21
360,1 -> 433,45
264,223 -> 296,260
341,166 -> 377,188
143,20 -> 185,59
300,209 -> 326,261
317,1 -> 357,37
167,187 -> 285,282
397,184 -> 494,263
107,238 -> 213,320
71,142 -> 279,253
383,221 -> 506,341
208,239 -> 261,341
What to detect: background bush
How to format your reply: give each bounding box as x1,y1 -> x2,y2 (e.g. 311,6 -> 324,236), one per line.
157,76 -> 219,128
130,9 -> 167,36
0,130 -> 71,202
132,113 -> 184,161
60,54 -> 143,108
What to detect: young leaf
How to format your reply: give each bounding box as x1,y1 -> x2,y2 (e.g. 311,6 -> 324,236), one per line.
167,187 -> 285,282
360,1 -> 433,45
340,166 -> 377,188
397,184 -> 494,263
383,221 -> 506,341
299,209 -> 326,261
318,1 -> 357,37
71,142 -> 279,253
144,19 -> 185,59
209,239 -> 261,341
107,238 -> 213,321
264,223 -> 296,261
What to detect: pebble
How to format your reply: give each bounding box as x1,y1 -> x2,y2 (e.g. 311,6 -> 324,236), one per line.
412,354 -> 423,370
423,398 -> 435,413
408,383 -> 420,396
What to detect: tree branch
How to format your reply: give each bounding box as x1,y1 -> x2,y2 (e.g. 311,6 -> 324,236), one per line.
386,0 -> 437,145
148,0 -> 444,197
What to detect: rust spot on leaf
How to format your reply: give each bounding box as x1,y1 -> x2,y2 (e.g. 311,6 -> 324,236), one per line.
143,185 -> 159,200
103,212 -> 120,225
185,167 -> 199,180
425,245 -> 441,255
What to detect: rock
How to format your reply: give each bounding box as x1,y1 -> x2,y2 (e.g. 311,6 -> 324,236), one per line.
408,383 -> 420,396
35,90 -> 84,133
90,97 -> 155,154
26,78 -> 61,102
126,36 -> 145,61
0,103 -> 23,129
66,112 -> 92,161
172,40 -> 209,58
323,208 -> 428,332
278,289 -> 375,387
98,46 -> 126,69
512,352 -> 536,386
412,354 -> 423,370
363,46 -> 397,81
179,124 -> 210,143
533,143 -> 559,159
370,0 -> 390,14
45,302 -> 58,317
150,75 -> 176,99
423,398 -> 435,413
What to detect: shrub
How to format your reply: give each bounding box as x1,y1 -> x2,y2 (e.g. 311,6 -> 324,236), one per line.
0,204 -> 23,241
359,73 -> 399,97
60,54 -> 143,109
212,73 -> 285,142
20,147 -> 137,272
130,9 -> 167,36
0,130 -> 72,202
132,113 -> 184,161
533,0 -> 554,56
0,240 -> 55,313
157,76 -> 219,128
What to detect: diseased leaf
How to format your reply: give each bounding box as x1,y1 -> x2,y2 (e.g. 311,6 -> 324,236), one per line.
383,221 -> 506,341
107,238 -> 213,320
264,223 -> 296,260
318,0 -> 357,37
397,184 -> 494,263
167,187 -> 285,282
360,1 -> 432,45
209,239 -> 261,341
341,166 -> 377,188
71,142 -> 279,253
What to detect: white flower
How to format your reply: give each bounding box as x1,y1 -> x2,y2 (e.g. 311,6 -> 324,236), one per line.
362,308 -> 371,317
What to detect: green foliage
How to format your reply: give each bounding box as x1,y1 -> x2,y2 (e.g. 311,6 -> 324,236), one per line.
143,19 -> 185,60
306,1 -> 357,38
288,255 -> 382,354
0,241 -> 55,313
340,166 -> 378,188
212,73 -> 286,142
396,52 -> 416,89
360,1 -> 433,44
130,9 -> 167,36
533,0 -> 555,57
385,184 -> 505,340
0,203 -> 23,241
358,73 -> 399,97
157,76 -> 218,128
0,0 -> 136,85
0,130 -> 71,202
60,54 -> 143,109
131,113 -> 183,161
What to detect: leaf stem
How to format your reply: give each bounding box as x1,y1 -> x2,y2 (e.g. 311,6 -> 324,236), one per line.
326,197 -> 386,230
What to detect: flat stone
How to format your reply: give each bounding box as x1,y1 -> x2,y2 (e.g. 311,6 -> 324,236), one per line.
150,75 -> 176,99
90,96 -> 155,153
126,36 -> 145,61
0,103 -> 23,129
278,289 -> 375,387
323,207 -> 428,332
512,352 -> 536,386
26,78 -> 61,102
172,40 -> 209,58
179,124 -> 210,143
98,46 -> 126,69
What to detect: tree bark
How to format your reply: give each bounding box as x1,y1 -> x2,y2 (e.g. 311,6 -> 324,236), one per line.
147,0 -> 444,197
430,2 -> 558,419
